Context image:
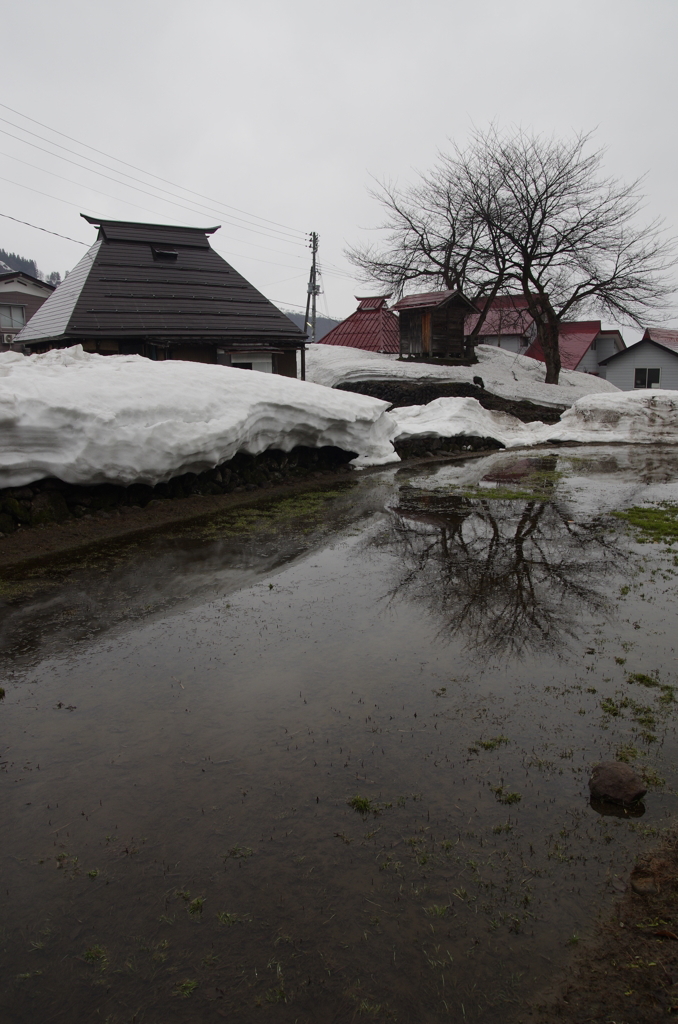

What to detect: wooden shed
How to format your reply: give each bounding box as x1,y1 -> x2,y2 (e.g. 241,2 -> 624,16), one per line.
392,289 -> 477,360
15,216 -> 307,377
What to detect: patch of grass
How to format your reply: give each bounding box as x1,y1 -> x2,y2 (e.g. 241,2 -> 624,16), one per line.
492,822 -> 513,834
217,911 -> 241,926
613,503 -> 678,545
175,979 -> 198,998
0,687 -> 5,700
425,904 -> 449,918
225,845 -> 253,860
491,785 -> 522,805
478,735 -> 510,751
616,745 -> 640,763
83,945 -> 107,968
187,897 -> 205,916
348,795 -> 374,816
87,869 -> 99,879
639,765 -> 665,788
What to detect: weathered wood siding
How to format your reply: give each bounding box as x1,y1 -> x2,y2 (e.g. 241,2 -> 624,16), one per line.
399,310 -> 422,355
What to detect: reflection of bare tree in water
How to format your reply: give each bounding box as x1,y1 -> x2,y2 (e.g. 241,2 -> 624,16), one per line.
372,475 -> 624,658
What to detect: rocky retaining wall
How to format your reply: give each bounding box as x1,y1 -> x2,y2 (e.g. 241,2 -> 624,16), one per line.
336,380 -> 564,423
0,446 -> 356,536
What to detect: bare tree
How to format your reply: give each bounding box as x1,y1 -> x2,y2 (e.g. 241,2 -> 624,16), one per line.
349,127 -> 677,383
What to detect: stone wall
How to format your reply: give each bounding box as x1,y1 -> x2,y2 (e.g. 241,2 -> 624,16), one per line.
0,446 -> 356,536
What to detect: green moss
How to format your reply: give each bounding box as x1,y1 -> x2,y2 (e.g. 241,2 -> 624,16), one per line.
613,503 -> 678,545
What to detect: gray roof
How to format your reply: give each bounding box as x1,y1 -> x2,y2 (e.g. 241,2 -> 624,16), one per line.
598,337 -> 678,365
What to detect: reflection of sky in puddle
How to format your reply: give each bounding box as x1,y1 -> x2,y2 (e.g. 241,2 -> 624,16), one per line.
401,446 -> 678,520
2,448 -> 678,1023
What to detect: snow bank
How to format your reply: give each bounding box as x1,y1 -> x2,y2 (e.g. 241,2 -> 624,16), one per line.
393,397 -> 542,448
391,390 -> 678,450
543,390 -> 678,445
306,343 -> 619,409
0,346 -> 399,488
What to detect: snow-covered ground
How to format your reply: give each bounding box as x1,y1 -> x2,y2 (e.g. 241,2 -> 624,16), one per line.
0,346 -> 398,489
307,343 -> 619,408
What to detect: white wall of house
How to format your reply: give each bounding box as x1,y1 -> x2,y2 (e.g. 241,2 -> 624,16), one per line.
574,344 -> 600,374
476,334 -> 527,353
603,340 -> 678,391
216,349 -> 273,373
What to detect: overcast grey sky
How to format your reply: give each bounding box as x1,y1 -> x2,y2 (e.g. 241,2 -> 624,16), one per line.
1,0 -> 676,339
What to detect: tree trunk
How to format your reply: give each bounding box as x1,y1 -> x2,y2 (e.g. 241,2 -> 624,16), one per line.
537,319 -> 561,385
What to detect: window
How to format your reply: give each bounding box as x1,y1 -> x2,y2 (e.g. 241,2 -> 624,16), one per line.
232,362 -> 253,370
0,304 -> 25,330
634,368 -> 661,389
151,245 -> 178,262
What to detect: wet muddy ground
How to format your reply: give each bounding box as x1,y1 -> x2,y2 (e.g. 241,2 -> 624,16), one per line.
3,446 -> 678,1023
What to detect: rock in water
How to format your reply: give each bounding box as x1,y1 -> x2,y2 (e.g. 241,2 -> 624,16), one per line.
589,761 -> 647,806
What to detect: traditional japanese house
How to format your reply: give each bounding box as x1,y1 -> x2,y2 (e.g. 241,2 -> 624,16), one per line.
317,295 -> 399,353
392,289 -> 477,359
464,295 -> 535,353
15,216 -> 307,377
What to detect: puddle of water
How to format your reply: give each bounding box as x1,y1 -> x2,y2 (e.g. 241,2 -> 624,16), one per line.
2,448 -> 678,1022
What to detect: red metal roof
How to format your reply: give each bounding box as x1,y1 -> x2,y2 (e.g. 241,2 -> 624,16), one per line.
465,306 -> 533,338
525,321 -> 601,370
317,295 -> 399,353
392,288 -> 467,311
474,294 -> 530,310
643,328 -> 678,350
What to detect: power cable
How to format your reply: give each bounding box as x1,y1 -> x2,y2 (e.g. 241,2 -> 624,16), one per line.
0,211 -> 88,245
0,114 -> 306,245
0,101 -> 306,237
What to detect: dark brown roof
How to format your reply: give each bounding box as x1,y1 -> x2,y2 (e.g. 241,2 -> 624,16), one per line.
18,217 -> 306,347
0,270 -> 55,291
392,289 -> 476,312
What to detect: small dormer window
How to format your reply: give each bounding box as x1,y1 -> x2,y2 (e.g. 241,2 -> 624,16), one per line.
151,246 -> 178,262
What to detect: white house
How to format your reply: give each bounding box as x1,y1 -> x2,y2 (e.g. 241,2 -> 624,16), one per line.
599,329 -> 678,391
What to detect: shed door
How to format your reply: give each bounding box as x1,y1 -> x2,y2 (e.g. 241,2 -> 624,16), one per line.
421,312 -> 432,355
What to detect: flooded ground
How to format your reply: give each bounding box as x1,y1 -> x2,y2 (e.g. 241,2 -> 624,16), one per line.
2,446 -> 678,1023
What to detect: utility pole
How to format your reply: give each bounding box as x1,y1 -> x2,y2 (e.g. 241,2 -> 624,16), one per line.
302,232 -> 320,344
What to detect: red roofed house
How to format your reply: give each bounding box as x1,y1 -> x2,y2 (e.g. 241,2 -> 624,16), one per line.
392,289 -> 477,359
317,295 -> 399,353
464,295 -> 535,353
524,321 -> 625,375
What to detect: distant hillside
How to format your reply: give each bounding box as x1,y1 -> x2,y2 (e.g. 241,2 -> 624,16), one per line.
284,311 -> 342,341
0,248 -> 62,285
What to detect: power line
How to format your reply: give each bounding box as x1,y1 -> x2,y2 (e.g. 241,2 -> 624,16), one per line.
0,102 -> 307,238
0,122 -> 310,248
0,212 -> 88,245
0,150 -> 334,265
0,113 -> 307,245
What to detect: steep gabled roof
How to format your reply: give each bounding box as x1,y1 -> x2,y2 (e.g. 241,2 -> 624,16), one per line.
465,296 -> 534,339
599,336 -> 678,366
392,288 -> 477,312
525,321 -> 602,371
642,327 -> 678,350
17,216 -> 306,346
318,295 -> 399,353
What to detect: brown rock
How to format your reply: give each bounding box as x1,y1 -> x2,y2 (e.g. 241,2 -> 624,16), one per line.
589,761 -> 647,806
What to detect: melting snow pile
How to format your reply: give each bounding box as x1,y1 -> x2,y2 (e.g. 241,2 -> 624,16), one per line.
393,398 -> 542,448
391,390 -> 678,448
544,389 -> 678,444
0,346 -> 399,488
306,343 -> 619,408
